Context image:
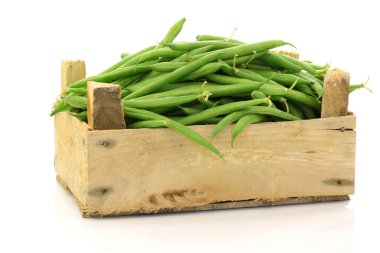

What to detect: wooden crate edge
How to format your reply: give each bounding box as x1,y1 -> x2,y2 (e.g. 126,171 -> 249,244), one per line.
81,195 -> 350,218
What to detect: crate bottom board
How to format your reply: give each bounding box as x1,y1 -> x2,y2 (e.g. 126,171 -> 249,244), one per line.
57,175 -> 349,218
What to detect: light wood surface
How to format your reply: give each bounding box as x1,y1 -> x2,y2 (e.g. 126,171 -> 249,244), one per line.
84,115 -> 355,216
322,69 -> 350,117
55,60 -> 88,208
87,81 -> 126,130
61,60 -> 85,92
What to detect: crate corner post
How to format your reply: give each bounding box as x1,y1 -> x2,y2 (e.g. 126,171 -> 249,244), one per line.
55,60 -> 90,216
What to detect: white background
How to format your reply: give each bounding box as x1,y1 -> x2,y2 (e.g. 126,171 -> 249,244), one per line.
1,0 -> 379,252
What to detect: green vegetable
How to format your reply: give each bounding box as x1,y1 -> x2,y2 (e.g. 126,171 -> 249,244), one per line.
50,18 -> 366,158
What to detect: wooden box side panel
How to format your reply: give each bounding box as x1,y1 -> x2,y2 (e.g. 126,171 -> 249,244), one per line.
85,115 -> 355,215
55,112 -> 90,207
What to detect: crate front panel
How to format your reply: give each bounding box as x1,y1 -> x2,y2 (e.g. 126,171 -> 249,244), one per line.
84,116 -> 355,214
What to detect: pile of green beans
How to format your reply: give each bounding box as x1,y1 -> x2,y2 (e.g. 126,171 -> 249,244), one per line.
51,18 -> 367,158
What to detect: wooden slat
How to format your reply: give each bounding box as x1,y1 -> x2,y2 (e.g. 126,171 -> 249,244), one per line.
55,60 -> 88,210
83,115 -> 355,216
322,69 -> 350,117
61,60 -> 86,92
87,81 -> 126,130
55,111 -> 90,209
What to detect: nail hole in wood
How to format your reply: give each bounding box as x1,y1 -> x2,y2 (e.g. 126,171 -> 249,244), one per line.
336,180 -> 342,185
340,127 -> 346,132
102,141 -> 109,147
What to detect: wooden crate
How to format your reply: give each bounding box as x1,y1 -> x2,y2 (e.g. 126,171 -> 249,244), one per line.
55,61 -> 356,217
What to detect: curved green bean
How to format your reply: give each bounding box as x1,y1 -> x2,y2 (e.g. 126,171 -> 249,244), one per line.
212,110 -> 248,138
164,41 -> 241,51
123,94 -> 199,109
190,40 -> 289,61
179,98 -> 270,125
231,114 -> 268,146
196,34 -> 244,44
156,18 -> 186,49
180,62 -> 221,81
260,53 -> 302,72
123,107 -> 222,158
99,45 -> 156,74
69,60 -> 158,88
125,52 -> 222,99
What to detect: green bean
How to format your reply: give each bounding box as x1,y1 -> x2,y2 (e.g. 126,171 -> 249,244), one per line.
50,99 -> 75,116
276,53 -> 319,75
69,111 -> 87,121
270,95 -> 287,102
244,106 -> 300,120
251,69 -> 312,86
196,34 -> 244,44
99,45 -> 156,74
138,81 -> 267,100
176,45 -> 215,62
229,68 -> 281,86
164,41 -> 241,51
179,98 -> 270,125
66,87 -> 87,96
287,101 -> 304,119
140,45 -> 215,81
349,80 -> 372,93
175,82 -> 261,98
302,61 -> 330,71
150,62 -> 187,72
246,63 -> 274,71
212,104 -> 299,138
198,95 -> 215,108
128,116 -> 223,128
123,94 -> 199,109
190,40 -> 289,61
292,102 -> 317,119
127,120 -> 166,128
251,90 -> 267,99
212,110 -> 248,138
294,84 -> 316,97
231,114 -> 268,146
218,60 -> 236,76
125,52 -> 222,99
119,48 -> 185,68
132,81 -> 205,95
260,53 -> 302,72
214,98 -> 236,105
69,60 -> 158,89
180,62 -> 221,81
258,85 -> 321,110
206,73 -> 259,85
179,106 -> 203,115
223,53 -> 265,66
293,72 -> 323,97
126,74 -> 170,92
64,95 -> 87,110
113,75 -> 142,88
123,107 -> 222,158
156,18 -> 186,49
168,116 -> 223,124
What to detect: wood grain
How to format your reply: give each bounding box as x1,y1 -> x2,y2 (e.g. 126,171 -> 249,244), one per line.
322,69 -> 350,118
87,81 -> 126,130
61,60 -> 85,92
84,115 -> 355,216
55,60 -> 88,209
